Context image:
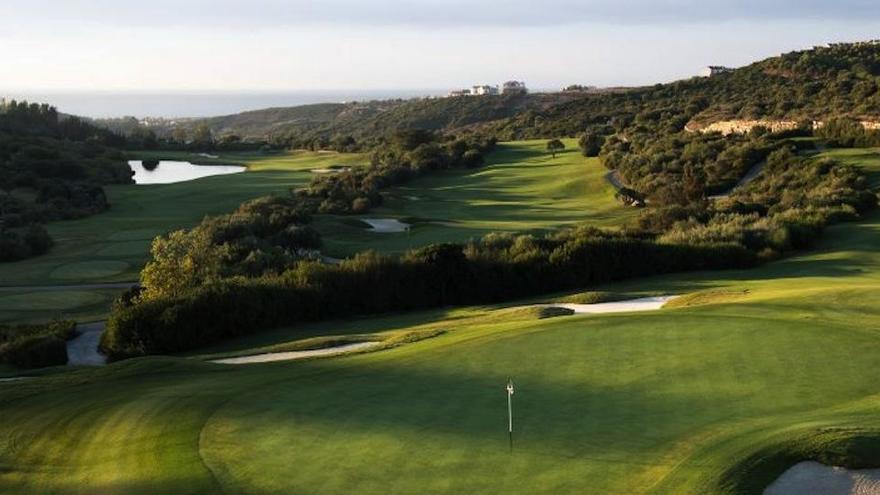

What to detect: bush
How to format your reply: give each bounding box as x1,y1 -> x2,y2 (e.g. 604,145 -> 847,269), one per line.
0,320 -> 75,369
104,230 -> 756,359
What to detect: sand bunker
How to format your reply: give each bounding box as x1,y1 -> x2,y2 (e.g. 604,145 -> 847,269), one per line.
764,461 -> 880,495
363,218 -> 410,233
67,322 -> 107,366
0,377 -> 29,383
210,342 -> 379,365
311,166 -> 352,174
535,295 -> 677,315
197,153 -> 220,159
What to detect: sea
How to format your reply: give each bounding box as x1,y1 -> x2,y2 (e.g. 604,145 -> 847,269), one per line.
0,90 -> 447,119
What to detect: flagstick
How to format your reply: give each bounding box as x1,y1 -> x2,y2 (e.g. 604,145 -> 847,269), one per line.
507,377 -> 514,453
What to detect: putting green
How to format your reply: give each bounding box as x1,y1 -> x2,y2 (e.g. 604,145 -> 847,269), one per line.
50,261 -> 130,280
0,290 -> 117,323
0,291 -> 107,311
96,241 -> 153,257
107,228 -> 165,242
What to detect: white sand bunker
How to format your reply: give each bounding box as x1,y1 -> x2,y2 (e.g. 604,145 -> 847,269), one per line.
0,377 -> 30,383
197,153 -> 220,159
311,166 -> 352,174
536,295 -> 678,315
363,218 -> 410,233
211,342 -> 379,365
764,461 -> 880,495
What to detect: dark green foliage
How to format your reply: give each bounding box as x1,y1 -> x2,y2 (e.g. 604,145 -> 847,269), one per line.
139,194 -> 320,300
0,320 -> 75,368
0,223 -> 52,262
304,131 -> 496,215
0,99 -> 130,262
816,117 -> 880,148
602,131 -> 773,201
536,307 -> 575,319
546,139 -> 565,157
104,229 -> 755,358
578,131 -> 604,157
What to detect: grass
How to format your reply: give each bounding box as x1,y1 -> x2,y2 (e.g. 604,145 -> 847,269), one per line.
0,150 -> 366,323
0,140 -> 634,324
0,150 -> 880,493
314,139 -> 637,255
0,149 -> 366,288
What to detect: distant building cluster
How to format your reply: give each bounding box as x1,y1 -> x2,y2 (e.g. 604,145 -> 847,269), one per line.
700,66 -> 734,77
561,84 -> 597,93
447,81 -> 528,97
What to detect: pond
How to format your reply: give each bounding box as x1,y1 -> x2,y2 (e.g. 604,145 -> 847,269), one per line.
127,160 -> 246,185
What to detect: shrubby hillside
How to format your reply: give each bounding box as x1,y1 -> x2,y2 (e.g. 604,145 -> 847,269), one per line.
0,100 -> 131,261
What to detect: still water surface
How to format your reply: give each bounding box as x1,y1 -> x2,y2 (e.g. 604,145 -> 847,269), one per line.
128,160 -> 245,185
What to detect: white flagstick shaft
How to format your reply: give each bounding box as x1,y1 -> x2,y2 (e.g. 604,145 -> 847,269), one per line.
508,391 -> 513,432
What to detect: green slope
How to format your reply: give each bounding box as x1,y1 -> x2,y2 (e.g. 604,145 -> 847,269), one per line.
0,140 -> 634,323
315,139 -> 637,255
1,150 -> 879,494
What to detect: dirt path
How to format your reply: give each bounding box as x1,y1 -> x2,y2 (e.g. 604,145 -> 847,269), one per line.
535,295 -> 678,315
605,170 -> 626,191
710,160 -> 767,199
67,322 -> 107,366
210,342 -> 380,365
764,461 -> 880,495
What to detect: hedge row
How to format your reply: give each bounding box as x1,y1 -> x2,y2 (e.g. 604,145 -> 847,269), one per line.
0,320 -> 75,369
102,238 -> 755,358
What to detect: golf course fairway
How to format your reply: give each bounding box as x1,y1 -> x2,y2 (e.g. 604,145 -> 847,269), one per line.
2,184 -> 880,493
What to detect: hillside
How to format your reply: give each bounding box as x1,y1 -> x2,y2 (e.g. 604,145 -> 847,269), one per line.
487,41 -> 880,140
117,42 -> 880,150
155,92 -> 589,147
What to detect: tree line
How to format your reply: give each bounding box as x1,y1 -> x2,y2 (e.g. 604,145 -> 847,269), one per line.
0,100 -> 131,262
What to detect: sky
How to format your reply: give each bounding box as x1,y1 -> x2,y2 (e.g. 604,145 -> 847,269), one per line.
2,0 -> 880,92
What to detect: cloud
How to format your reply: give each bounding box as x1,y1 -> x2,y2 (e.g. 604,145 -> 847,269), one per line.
12,0 -> 880,29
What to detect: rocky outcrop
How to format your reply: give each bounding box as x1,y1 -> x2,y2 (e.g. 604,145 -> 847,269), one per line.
685,119 -> 801,135
687,118 -> 880,135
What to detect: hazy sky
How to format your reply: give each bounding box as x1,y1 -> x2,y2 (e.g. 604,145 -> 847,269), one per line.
2,0 -> 880,92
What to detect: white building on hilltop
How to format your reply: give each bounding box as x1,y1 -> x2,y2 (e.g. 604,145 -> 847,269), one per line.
472,84 -> 499,96
700,66 -> 733,77
501,81 -> 528,95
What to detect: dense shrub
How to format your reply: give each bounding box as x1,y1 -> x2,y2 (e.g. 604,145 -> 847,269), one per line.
0,320 -> 75,368
0,224 -> 53,261
0,100 -> 130,262
103,230 -> 755,358
302,131 -> 496,214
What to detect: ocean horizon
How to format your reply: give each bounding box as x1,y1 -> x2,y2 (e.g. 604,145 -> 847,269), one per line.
0,89 -> 448,119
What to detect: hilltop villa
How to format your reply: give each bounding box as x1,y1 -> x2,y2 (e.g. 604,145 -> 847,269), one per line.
700,66 -> 733,77
447,81 -> 528,97
501,81 -> 528,94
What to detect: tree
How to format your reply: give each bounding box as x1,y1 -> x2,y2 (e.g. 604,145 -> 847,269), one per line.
192,123 -> 214,150
578,132 -> 605,157
546,139 -> 565,158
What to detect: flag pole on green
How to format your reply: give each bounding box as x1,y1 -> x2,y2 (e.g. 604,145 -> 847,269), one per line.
506,377 -> 515,452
